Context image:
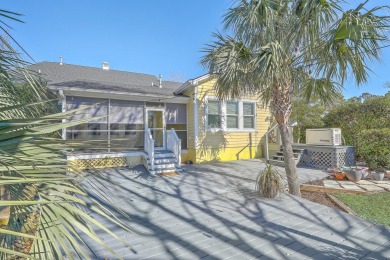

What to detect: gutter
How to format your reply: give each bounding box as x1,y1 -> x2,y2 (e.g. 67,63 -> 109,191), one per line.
49,86 -> 190,103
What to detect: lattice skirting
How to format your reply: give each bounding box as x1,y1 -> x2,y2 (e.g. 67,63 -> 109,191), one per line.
70,157 -> 128,170
294,145 -> 355,169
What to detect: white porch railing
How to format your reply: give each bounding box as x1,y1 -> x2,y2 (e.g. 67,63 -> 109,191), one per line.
166,128 -> 181,168
265,124 -> 279,163
145,129 -> 155,171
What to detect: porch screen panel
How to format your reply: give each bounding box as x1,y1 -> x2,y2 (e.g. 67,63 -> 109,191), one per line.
165,103 -> 186,124
110,100 -> 144,124
66,96 -> 108,123
65,96 -> 109,152
109,99 -> 144,151
165,103 -> 187,149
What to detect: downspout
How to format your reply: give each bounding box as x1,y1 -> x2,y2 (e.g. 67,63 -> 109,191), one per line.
108,98 -> 111,153
59,90 -> 66,140
193,85 -> 198,153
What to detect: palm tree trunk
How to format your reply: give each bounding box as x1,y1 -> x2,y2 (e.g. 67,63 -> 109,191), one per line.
278,123 -> 301,196
272,84 -> 301,197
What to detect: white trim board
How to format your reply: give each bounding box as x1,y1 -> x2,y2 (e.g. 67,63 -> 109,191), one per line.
67,151 -> 144,160
67,149 -> 189,160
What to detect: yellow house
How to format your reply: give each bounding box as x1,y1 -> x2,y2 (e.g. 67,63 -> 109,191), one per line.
175,74 -> 270,164
31,62 -> 271,174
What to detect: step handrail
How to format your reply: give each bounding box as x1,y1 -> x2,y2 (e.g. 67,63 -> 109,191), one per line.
265,123 -> 279,163
145,129 -> 155,171
166,128 -> 181,168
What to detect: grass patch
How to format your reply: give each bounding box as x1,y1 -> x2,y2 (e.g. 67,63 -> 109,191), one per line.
335,192 -> 390,227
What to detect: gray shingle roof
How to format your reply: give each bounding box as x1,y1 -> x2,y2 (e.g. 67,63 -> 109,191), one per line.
29,62 -> 184,97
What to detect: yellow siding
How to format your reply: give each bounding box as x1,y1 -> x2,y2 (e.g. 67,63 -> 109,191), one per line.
180,152 -> 189,163
186,89 -> 195,150
184,78 -> 270,163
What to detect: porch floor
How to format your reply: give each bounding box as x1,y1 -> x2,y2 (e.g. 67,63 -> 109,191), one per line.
81,159 -> 390,259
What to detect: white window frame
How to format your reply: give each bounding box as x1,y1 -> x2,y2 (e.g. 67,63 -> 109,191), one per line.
225,100 -> 240,131
205,96 -> 256,132
242,101 -> 256,130
205,97 -> 223,132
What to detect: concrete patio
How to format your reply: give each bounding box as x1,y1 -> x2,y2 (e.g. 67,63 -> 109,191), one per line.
82,159 -> 390,259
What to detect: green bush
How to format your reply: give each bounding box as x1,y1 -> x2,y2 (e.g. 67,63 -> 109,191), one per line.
356,128 -> 390,171
324,95 -> 390,155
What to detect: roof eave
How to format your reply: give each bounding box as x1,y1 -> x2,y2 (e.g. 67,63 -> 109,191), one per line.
49,85 -> 189,102
174,73 -> 213,95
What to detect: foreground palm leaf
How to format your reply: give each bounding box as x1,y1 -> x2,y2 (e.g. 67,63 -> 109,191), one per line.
0,10 -> 134,259
0,71 -> 135,259
202,0 -> 390,196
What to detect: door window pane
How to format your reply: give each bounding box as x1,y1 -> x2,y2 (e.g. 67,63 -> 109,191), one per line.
147,111 -> 163,129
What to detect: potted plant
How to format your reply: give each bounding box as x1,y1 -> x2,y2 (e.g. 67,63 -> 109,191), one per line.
343,166 -> 363,183
255,163 -> 284,198
372,167 -> 385,181
368,161 -> 386,181
360,167 -> 369,179
334,170 -> 346,180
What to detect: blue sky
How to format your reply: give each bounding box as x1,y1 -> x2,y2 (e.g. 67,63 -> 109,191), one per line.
2,0 -> 390,98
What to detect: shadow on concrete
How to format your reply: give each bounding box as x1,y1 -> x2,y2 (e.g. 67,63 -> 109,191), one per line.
80,159 -> 390,259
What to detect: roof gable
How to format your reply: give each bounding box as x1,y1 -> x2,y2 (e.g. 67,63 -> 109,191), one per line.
174,73 -> 214,94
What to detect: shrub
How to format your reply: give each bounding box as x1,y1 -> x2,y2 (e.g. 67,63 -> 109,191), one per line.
255,164 -> 285,198
324,95 -> 390,157
356,128 -> 390,171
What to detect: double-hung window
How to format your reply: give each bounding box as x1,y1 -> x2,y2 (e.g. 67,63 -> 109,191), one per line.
207,100 -> 222,129
206,98 -> 256,131
243,102 -> 255,129
226,101 -> 239,129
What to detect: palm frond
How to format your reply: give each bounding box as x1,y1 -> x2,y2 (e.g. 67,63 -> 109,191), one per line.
0,25 -> 134,259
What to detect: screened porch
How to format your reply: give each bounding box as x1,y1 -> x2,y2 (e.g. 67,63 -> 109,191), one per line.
64,96 -> 187,154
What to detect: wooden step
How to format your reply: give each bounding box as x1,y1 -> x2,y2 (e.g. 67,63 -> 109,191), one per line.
274,152 -> 300,158
149,163 -> 176,169
280,148 -> 305,153
154,153 -> 176,159
268,159 -> 286,167
150,167 -> 182,175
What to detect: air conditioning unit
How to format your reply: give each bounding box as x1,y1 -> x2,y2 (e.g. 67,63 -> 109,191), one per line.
306,128 -> 342,146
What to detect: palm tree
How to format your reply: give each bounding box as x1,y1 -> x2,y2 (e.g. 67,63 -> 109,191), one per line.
0,10 -> 134,259
201,0 -> 390,196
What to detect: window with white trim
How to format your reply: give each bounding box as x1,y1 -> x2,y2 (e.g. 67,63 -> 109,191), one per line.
226,101 -> 239,129
207,100 -> 222,129
243,102 -> 255,129
206,98 -> 256,131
